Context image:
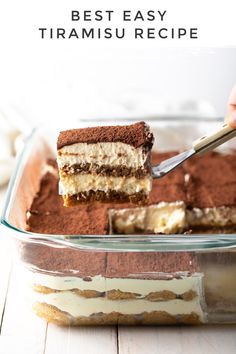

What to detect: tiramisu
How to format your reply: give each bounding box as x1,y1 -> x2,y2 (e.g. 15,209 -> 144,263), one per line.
23,243 -> 205,325
57,122 -> 154,205
24,150 -> 236,325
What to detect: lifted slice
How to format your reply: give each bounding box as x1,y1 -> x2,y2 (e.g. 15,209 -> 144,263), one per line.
57,122 -> 154,205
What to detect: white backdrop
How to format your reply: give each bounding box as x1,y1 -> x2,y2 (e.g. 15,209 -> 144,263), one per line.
0,0 -> 236,125
0,47 -> 236,125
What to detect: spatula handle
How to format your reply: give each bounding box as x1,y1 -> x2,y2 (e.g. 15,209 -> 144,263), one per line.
193,122 -> 236,154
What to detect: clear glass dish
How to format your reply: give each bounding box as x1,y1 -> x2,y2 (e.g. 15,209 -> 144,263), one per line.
1,118 -> 236,325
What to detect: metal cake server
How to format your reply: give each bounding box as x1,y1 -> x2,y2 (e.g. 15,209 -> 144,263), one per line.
152,123 -> 236,179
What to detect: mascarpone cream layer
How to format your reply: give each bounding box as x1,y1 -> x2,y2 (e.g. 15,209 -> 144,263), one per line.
57,142 -> 147,169
110,203 -> 236,233
187,207 -> 236,227
60,174 -> 151,195
110,201 -> 186,234
34,292 -> 205,321
31,272 -> 203,295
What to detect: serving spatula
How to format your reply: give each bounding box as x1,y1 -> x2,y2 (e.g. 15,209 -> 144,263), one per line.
152,123 -> 236,179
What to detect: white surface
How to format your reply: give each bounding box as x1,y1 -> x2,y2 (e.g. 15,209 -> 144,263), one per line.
0,187 -> 236,354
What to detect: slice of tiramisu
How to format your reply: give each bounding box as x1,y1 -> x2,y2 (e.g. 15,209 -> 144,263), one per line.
57,122 -> 154,205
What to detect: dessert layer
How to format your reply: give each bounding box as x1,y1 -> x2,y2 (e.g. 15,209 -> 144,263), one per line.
187,206 -> 236,227
187,180 -> 236,208
33,291 -> 204,319
27,172 -> 109,235
57,142 -> 150,172
30,272 -> 201,294
63,190 -> 148,205
186,152 -> 236,209
33,303 -> 202,325
22,241 -> 198,277
185,151 -> 236,186
59,163 -> 149,178
110,205 -> 236,232
59,174 -> 152,196
57,121 -> 154,149
110,201 -> 186,234
106,252 -> 199,278
34,285 -> 197,301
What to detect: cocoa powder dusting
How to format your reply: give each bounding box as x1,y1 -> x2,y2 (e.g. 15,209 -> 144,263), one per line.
57,122 -> 154,149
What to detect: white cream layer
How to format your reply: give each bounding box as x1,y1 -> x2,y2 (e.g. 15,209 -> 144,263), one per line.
109,201 -> 186,234
60,174 -> 151,196
187,207 -> 236,227
31,272 -> 203,295
30,269 -> 205,321
57,142 -> 147,169
110,203 -> 236,234
34,292 -> 205,321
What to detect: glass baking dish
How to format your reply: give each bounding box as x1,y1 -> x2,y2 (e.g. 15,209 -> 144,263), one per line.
1,118 -> 236,326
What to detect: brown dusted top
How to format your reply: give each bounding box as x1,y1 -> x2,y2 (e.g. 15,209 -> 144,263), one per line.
57,121 -> 154,149
27,171 -> 109,235
187,180 -> 236,208
21,244 -> 198,278
184,151 -> 236,186
148,151 -> 187,204
106,252 -> 199,279
185,151 -> 236,208
22,243 -> 107,277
